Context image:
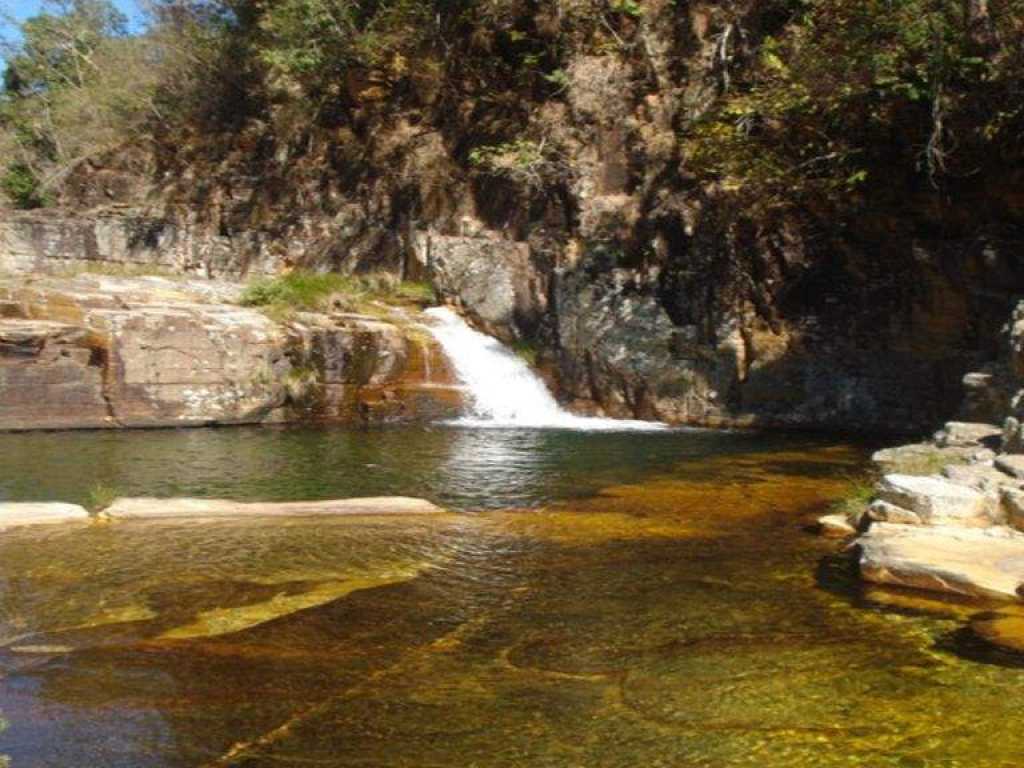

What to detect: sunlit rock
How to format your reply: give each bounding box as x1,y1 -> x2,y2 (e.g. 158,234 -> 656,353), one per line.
857,522 -> 1024,599
103,496 -> 446,520
816,513 -> 856,537
933,421 -> 1002,449
0,502 -> 90,530
876,474 -> 995,526
865,499 -> 922,526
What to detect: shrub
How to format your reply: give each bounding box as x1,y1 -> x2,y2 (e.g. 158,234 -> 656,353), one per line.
0,164 -> 48,208
86,481 -> 119,513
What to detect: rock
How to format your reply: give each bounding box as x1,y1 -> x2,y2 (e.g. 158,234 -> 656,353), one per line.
1001,487 -> 1024,531
959,370 -> 1013,425
865,500 -> 922,526
941,462 -> 1015,494
103,496 -> 447,520
1003,416 -> 1024,454
0,502 -> 90,530
996,454 -> 1024,479
876,474 -> 994,526
0,319 -> 112,429
856,523 -> 1024,599
816,513 -> 856,537
0,207 -> 277,279
870,443 -> 976,475
0,274 -> 462,430
933,421 -> 1002,449
415,232 -> 546,342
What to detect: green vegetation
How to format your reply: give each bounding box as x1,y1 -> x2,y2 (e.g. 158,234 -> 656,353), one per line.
511,338 -> 540,367
284,365 -> 321,405
0,0 -> 175,207
240,270 -> 434,319
1,162 -> 49,208
469,138 -> 567,189
828,475 -> 876,522
85,481 -> 119,513
685,0 -> 1024,212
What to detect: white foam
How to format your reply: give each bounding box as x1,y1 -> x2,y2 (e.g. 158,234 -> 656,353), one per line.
422,307 -> 668,432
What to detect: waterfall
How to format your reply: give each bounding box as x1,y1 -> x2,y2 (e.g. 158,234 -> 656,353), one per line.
422,307 -> 667,431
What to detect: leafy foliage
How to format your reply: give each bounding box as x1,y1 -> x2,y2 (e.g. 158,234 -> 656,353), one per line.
469,137 -> 567,188
0,163 -> 49,208
684,0 -> 1024,211
0,0 -> 171,205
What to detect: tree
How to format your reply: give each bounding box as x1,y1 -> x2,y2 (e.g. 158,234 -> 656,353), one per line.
0,0 -> 168,206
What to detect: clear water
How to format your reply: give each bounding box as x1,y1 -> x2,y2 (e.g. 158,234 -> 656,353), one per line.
1,426 -> 1024,767
422,307 -> 665,430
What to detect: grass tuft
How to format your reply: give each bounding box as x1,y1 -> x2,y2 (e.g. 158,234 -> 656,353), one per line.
86,482 -> 120,513
240,270 -> 435,318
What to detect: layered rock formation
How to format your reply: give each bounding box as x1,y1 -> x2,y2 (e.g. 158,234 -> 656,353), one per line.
0,273 -> 461,430
3,2 -> 1022,433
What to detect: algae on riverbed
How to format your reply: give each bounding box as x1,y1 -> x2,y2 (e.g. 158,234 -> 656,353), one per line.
3,428 -> 1024,767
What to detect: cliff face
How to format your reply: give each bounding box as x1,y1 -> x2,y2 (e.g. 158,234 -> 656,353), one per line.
0,274 -> 461,430
5,0 -> 1023,434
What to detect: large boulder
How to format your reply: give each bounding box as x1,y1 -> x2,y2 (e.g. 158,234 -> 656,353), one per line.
876,473 -> 997,526
414,232 -> 546,341
0,319 -> 112,429
856,523 -> 1024,599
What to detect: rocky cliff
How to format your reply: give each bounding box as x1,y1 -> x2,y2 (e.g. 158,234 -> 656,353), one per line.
3,0 -> 1022,434
0,273 -> 460,430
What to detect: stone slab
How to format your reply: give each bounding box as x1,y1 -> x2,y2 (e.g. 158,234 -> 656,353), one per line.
877,473 -> 992,526
856,522 -> 1024,599
0,502 -> 90,530
103,496 -> 447,520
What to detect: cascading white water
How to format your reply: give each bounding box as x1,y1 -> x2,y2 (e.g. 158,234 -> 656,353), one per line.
423,307 -> 667,431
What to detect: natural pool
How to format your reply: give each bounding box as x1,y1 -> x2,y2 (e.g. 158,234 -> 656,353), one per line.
1,425 -> 1023,767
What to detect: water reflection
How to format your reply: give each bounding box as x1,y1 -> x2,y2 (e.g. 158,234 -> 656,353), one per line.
0,424 -> 832,510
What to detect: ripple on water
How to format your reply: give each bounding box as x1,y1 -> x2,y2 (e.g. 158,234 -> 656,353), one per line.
4,428 -> 1024,767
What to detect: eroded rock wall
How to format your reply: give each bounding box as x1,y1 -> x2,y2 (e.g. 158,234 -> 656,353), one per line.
0,275 -> 461,431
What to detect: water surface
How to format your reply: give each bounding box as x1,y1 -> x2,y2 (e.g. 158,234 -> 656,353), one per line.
2,426 -> 1023,767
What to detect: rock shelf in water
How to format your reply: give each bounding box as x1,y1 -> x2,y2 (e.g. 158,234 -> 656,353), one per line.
102,496 -> 446,519
0,497 -> 446,530
0,502 -> 90,530
857,522 -> 1024,600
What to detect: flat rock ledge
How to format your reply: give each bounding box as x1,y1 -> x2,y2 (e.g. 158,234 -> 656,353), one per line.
0,502 -> 90,530
857,523 -> 1024,600
103,496 -> 446,520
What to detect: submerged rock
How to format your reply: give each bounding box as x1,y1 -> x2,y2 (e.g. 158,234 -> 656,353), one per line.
856,523 -> 1024,599
0,502 -> 90,530
103,496 -> 446,520
969,612 -> 1024,654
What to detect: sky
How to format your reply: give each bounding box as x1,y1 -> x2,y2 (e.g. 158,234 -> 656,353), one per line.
0,0 -> 144,46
